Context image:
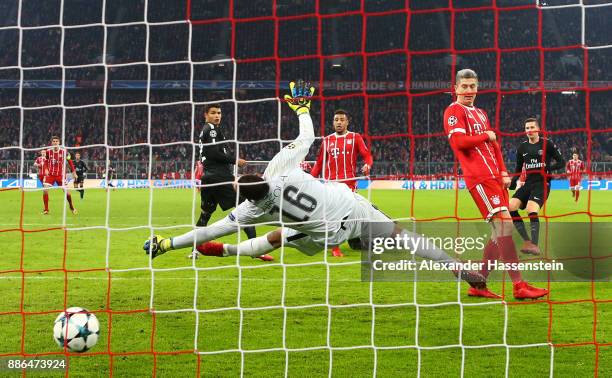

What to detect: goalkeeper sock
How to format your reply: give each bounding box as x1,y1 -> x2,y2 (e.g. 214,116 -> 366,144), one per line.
495,235 -> 522,283
43,191 -> 49,211
479,239 -> 499,279
224,234 -> 275,257
244,226 -> 256,239
528,212 -> 540,245
510,210 -> 530,241
79,189 -> 84,199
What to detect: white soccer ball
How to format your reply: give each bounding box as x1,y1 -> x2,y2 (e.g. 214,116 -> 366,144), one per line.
53,307 -> 100,353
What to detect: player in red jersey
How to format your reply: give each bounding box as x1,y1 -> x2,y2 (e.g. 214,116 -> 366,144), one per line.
42,136 -> 77,215
310,109 -> 373,257
444,69 -> 548,300
566,152 -> 585,202
33,149 -> 46,184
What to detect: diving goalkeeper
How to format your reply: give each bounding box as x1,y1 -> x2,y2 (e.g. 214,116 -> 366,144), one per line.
143,80 -> 485,288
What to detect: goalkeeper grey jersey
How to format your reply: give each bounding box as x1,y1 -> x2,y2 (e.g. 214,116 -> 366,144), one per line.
232,168 -> 355,239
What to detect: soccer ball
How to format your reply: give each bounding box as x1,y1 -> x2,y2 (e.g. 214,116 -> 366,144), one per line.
53,307 -> 100,353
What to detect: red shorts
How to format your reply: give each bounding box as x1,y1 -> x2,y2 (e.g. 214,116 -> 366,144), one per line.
43,175 -> 64,186
469,179 -> 509,221
342,179 -> 357,191
569,179 -> 580,188
38,175 -> 44,183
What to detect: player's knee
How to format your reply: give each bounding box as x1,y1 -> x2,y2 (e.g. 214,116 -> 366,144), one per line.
266,230 -> 283,248
508,198 -> 521,212
525,201 -> 541,214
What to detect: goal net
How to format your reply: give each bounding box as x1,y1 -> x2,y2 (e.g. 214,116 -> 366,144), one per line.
0,0 -> 610,376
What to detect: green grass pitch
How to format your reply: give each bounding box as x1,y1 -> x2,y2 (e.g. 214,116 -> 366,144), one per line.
0,187 -> 610,377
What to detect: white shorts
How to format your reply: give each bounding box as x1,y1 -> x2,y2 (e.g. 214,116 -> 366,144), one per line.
282,193 -> 395,255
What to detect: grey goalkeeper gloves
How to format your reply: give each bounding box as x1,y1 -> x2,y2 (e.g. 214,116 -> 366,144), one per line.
284,80 -> 315,115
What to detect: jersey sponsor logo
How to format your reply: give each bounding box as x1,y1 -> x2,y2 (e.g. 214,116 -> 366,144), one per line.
209,130 -> 217,138
447,115 -> 458,126
490,195 -> 501,205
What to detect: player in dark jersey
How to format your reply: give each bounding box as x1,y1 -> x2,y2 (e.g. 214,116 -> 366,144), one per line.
73,152 -> 88,199
509,118 -> 565,255
192,103 -> 271,261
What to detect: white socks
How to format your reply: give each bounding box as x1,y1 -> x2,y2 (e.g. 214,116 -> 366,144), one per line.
224,234 -> 275,257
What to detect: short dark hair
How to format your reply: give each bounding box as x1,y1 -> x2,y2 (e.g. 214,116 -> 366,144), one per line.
237,175 -> 269,201
524,117 -> 539,126
51,135 -> 60,141
205,103 -> 221,113
334,109 -> 350,120
455,69 -> 478,83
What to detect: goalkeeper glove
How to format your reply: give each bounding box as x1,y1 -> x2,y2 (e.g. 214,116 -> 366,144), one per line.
284,79 -> 315,115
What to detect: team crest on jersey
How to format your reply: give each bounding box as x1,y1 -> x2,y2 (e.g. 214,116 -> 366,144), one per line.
209,130 -> 217,138
286,143 -> 296,149
490,195 -> 501,205
538,149 -> 543,155
447,116 -> 458,126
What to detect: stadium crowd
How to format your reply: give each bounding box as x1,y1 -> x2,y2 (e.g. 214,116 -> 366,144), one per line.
0,0 -> 610,179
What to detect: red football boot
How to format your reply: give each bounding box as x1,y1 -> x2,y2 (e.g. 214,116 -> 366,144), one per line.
513,281 -> 548,300
467,287 -> 502,299
196,241 -> 225,257
257,254 -> 274,262
331,246 -> 344,257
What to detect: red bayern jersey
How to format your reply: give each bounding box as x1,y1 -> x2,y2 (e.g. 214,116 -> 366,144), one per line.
443,102 -> 505,189
566,159 -> 585,180
34,156 -> 46,175
44,148 -> 75,176
311,131 -> 373,181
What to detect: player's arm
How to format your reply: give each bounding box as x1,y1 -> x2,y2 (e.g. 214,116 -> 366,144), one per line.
509,144 -> 524,190
565,161 -> 571,174
265,80 -> 315,177
200,125 -> 236,165
355,133 -> 373,175
547,139 -> 565,172
310,141 -> 325,178
66,153 -> 76,174
445,107 -> 490,150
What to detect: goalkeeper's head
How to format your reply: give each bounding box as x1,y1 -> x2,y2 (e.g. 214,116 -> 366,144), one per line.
236,175 -> 269,201
454,68 -> 478,107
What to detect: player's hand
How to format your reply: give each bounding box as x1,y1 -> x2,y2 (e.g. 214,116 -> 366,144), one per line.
499,171 -> 510,189
484,130 -> 496,142
237,158 -> 247,167
361,163 -> 370,176
284,80 -> 315,115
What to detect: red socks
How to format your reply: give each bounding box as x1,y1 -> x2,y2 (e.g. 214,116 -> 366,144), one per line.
495,235 -> 523,283
479,240 -> 499,278
66,192 -> 74,210
43,192 -> 49,211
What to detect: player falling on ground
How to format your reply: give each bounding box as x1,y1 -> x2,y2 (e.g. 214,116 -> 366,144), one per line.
508,118 -> 565,255
310,109 -> 373,257
566,152 -> 585,202
444,69 -> 548,299
190,103 -> 271,262
73,152 -> 88,199
33,148 -> 46,185
143,80 -> 486,290
42,136 -> 77,215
